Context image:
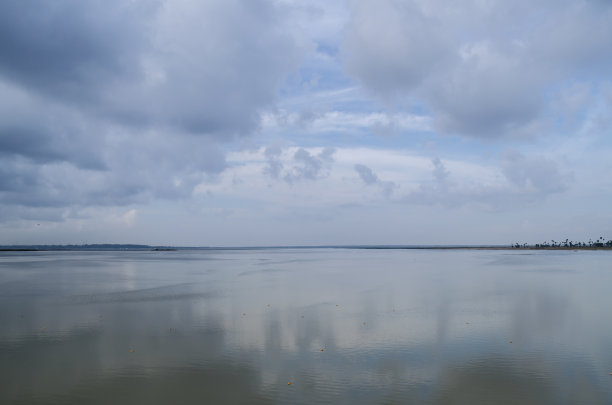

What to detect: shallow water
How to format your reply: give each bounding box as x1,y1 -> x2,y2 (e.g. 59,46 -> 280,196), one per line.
1,248 -> 611,404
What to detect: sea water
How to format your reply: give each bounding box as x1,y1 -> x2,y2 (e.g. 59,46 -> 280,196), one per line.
1,248 -> 611,404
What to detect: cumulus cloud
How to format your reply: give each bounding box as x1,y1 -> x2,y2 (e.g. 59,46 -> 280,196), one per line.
431,157 -> 450,191
289,148 -> 335,181
403,153 -> 570,209
0,0 -> 305,219
4,127 -> 230,211
0,81 -> 106,170
354,164 -> 395,197
263,146 -> 285,179
264,147 -> 336,184
0,0 -> 154,102
341,0 -> 612,138
0,0 -> 303,136
500,150 -> 569,194
354,164 -> 378,185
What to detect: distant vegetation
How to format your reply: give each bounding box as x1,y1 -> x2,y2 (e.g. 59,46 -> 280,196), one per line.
0,244 -> 152,251
513,237 -> 612,249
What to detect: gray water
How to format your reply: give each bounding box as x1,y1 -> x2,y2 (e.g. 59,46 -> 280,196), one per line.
1,248 -> 611,404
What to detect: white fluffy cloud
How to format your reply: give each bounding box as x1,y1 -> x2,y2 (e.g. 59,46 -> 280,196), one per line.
341,0 -> 612,138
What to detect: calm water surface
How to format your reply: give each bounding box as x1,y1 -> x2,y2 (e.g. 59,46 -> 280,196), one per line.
1,248 -> 611,404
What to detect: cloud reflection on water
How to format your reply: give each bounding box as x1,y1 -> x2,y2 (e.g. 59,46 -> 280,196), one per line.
1,249 -> 612,403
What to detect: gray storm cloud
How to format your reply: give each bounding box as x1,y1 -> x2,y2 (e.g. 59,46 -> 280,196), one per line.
0,0 -> 301,135
0,0 -> 304,217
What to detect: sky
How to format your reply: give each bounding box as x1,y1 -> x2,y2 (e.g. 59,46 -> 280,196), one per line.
1,0 -> 611,246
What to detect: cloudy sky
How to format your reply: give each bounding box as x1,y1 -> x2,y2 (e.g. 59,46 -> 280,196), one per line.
1,0 -> 611,246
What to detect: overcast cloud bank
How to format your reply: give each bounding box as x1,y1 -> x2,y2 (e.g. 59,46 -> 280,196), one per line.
1,0 -> 611,245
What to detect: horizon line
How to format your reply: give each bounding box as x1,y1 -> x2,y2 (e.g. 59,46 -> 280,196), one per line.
2,243 -> 611,252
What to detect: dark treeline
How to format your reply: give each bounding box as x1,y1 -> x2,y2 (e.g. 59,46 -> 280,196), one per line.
513,237 -> 612,249
0,244 -> 152,251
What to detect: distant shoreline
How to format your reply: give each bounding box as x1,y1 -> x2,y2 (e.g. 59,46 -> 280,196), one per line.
1,245 -> 612,252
